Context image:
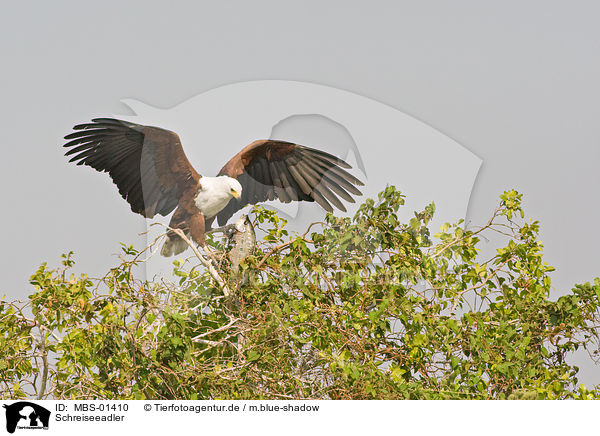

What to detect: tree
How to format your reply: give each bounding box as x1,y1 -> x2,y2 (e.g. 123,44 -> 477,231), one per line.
1,187 -> 599,399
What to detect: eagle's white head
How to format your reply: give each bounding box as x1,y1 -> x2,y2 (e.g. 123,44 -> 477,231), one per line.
221,176 -> 242,200
194,176 -> 243,219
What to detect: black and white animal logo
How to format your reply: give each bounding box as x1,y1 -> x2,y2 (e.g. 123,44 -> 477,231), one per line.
3,402 -> 50,433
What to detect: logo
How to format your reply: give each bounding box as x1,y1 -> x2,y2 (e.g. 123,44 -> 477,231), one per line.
2,402 -> 50,434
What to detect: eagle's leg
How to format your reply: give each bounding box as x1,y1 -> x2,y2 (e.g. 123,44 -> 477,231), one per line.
188,213 -> 223,265
188,213 -> 206,247
205,224 -> 237,235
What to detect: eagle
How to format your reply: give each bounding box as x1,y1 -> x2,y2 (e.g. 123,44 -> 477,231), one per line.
64,118 -> 364,256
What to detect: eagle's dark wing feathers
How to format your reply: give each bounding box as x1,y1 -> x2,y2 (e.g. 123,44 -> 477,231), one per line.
216,140 -> 363,226
64,118 -> 200,218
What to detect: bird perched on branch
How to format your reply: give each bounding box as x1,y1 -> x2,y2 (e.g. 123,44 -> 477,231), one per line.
63,118 -> 364,256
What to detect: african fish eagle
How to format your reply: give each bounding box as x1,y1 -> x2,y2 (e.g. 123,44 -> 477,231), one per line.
63,118 -> 363,256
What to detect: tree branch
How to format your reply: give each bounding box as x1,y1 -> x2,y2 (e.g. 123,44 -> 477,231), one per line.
169,227 -> 232,298
36,325 -> 48,400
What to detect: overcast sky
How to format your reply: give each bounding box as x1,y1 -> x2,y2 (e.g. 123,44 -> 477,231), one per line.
1,1 -> 599,384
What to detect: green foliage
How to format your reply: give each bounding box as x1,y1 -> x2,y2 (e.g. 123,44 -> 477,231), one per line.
1,187 -> 600,399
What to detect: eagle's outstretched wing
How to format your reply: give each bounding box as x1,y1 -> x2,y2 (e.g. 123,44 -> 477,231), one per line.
64,118 -> 201,218
215,139 -> 363,226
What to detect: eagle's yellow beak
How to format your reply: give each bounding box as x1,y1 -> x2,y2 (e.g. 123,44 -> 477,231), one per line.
232,190 -> 240,199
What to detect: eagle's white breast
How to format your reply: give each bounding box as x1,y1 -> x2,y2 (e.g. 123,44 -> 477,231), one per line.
194,176 -> 241,218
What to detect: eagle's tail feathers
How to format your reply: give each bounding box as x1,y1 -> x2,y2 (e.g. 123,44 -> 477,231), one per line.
160,231 -> 190,257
